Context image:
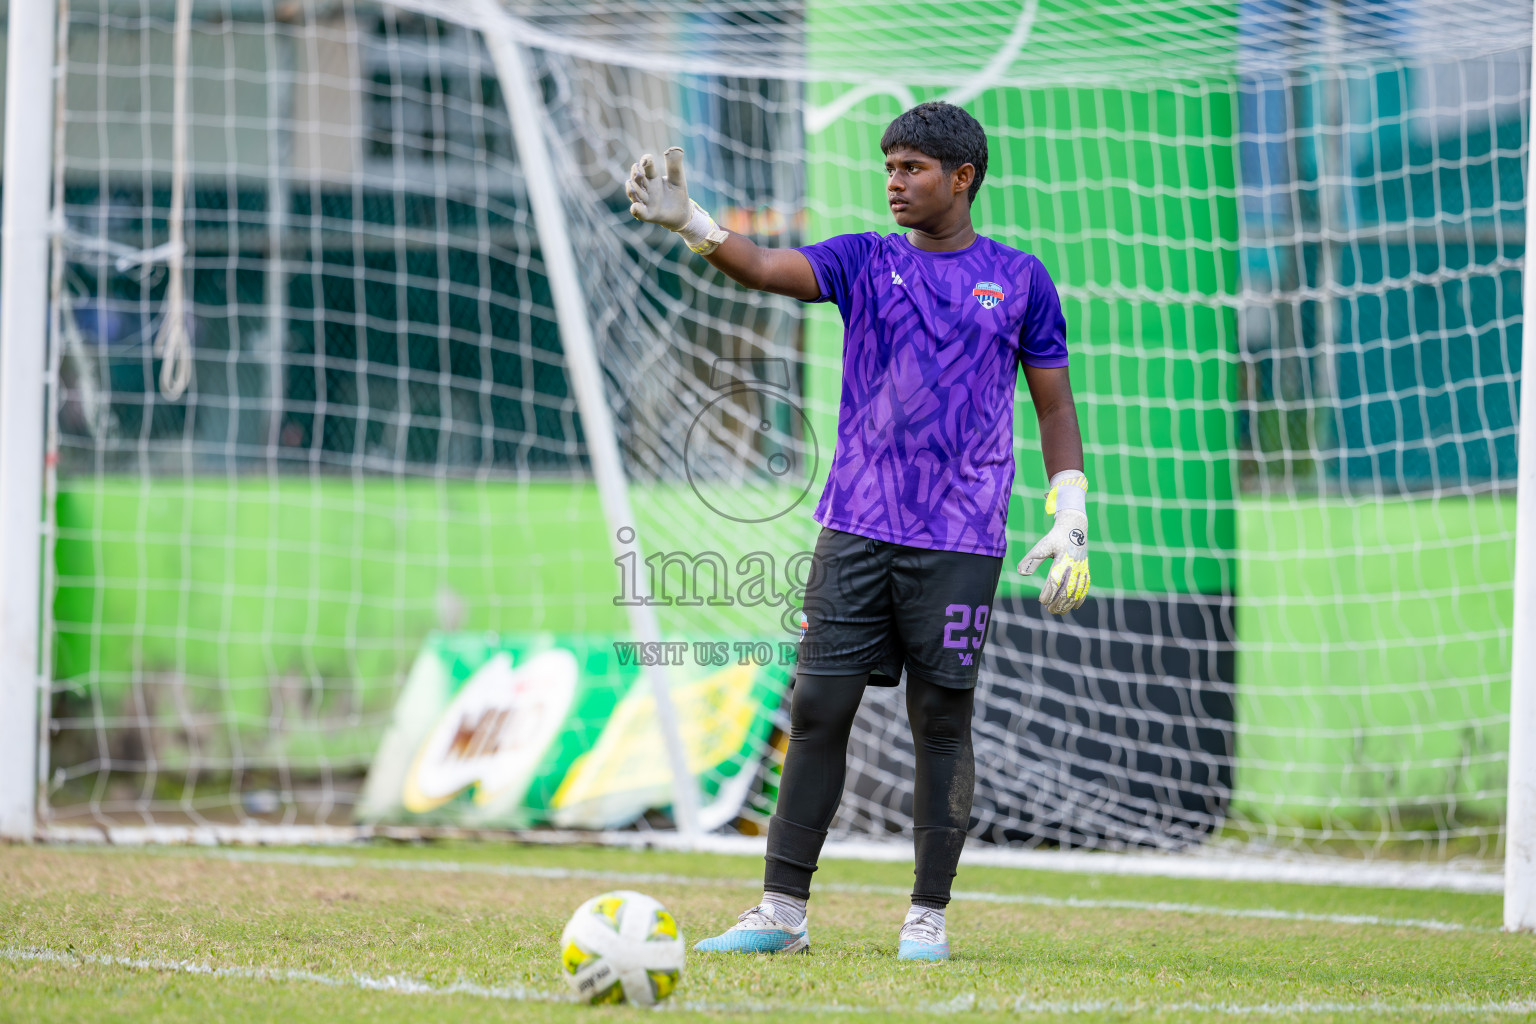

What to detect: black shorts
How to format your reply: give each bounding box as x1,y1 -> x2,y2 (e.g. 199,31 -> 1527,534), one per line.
796,527 -> 1004,690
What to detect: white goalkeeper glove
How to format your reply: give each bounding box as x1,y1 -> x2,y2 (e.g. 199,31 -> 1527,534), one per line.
1018,470 -> 1091,615
625,146 -> 729,256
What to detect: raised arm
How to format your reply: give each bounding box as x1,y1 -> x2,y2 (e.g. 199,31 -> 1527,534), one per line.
703,235 -> 821,301
625,147 -> 820,302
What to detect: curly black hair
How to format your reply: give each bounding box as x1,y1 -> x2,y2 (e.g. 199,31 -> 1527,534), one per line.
879,101 -> 989,202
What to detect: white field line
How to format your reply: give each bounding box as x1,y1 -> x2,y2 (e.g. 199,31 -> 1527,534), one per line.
186,848 -> 1495,934
37,824 -> 1505,894
2,946 -> 562,1002
995,998 -> 1536,1017
7,946 -> 1536,1017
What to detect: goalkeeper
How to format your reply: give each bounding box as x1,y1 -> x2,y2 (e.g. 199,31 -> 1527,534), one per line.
626,102 -> 1088,962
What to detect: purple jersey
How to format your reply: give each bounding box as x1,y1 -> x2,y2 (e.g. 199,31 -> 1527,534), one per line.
797,232 -> 1068,557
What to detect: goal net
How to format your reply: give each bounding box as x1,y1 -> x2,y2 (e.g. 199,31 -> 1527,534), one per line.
38,0 -> 1529,864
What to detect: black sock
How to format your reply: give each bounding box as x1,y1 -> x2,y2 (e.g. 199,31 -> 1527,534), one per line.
763,816 -> 828,900
762,672 -> 868,900
907,675 -> 976,910
911,826 -> 967,908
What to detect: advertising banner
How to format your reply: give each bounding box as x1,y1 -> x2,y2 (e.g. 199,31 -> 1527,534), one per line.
356,632 -> 788,830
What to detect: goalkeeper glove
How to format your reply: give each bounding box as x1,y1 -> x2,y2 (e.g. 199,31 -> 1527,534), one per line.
1018,470 -> 1091,615
625,146 -> 728,256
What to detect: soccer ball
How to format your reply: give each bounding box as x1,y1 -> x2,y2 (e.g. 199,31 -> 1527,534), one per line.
559,890 -> 684,1006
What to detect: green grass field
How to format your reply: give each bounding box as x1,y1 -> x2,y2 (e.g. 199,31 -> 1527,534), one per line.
2,841 -> 1532,1023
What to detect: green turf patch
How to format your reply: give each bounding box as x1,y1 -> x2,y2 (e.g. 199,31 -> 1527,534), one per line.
3,843 -> 1531,1023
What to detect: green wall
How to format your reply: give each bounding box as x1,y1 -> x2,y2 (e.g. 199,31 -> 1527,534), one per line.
56,477 -> 620,686
51,474 -> 816,784
53,480 -> 1516,828
53,475 -> 815,724
52,477 -> 625,768
1233,496 -> 1513,829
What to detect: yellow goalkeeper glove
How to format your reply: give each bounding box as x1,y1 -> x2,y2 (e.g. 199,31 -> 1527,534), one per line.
1017,471 -> 1090,614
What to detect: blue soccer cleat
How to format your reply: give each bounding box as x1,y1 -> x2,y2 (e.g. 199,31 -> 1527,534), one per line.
693,904 -> 809,954
897,907 -> 950,961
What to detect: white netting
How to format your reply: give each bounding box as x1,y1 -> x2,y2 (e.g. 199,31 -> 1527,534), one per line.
40,0 -> 1528,862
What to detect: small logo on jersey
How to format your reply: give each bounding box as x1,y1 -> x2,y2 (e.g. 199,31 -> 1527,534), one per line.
891,270 -> 904,286
972,281 -> 1004,309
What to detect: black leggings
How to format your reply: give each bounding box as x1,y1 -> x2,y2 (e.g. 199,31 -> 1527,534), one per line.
763,672 -> 975,908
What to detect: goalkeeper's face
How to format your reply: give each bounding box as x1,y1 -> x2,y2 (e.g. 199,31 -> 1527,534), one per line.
884,147 -> 971,231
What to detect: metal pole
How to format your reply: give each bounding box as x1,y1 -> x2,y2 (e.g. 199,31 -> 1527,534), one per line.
1504,10 -> 1536,934
1313,0 -> 1344,491
475,5 -> 701,836
0,0 -> 60,841
264,23 -> 293,461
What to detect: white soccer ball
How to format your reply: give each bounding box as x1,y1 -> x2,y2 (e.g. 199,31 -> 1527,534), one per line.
559,890 -> 685,1006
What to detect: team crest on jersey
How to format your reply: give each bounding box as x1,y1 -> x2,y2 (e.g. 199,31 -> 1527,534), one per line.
972,281 -> 1004,309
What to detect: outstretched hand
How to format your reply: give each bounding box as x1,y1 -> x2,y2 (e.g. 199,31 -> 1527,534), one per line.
625,147 -> 693,231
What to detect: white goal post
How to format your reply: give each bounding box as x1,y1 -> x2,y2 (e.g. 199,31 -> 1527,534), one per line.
1503,0 -> 1536,936
0,0 -> 59,842
1,0 -> 1534,920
